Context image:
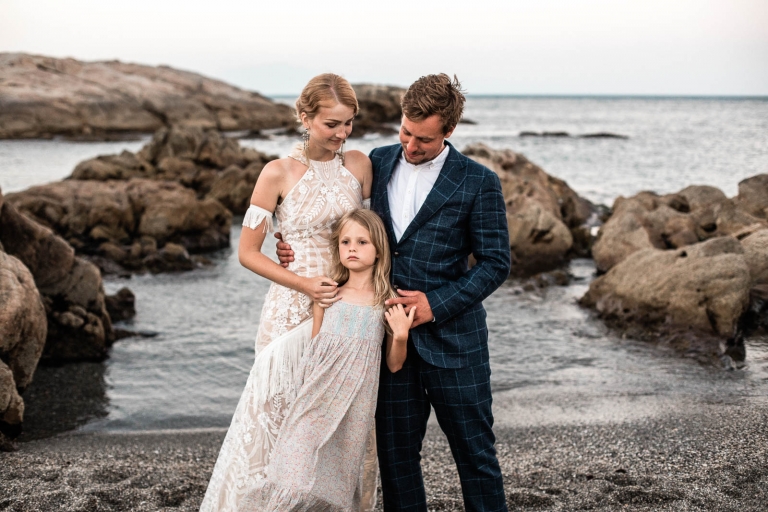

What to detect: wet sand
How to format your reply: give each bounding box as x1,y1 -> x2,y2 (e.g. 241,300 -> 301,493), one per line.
2,399 -> 767,511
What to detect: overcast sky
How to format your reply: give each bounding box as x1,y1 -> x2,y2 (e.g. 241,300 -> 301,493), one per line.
2,0 -> 767,96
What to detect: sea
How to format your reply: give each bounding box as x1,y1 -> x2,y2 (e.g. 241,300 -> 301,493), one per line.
1,96 -> 767,437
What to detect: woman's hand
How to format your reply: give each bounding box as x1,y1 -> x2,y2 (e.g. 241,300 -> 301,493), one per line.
301,276 -> 340,305
385,304 -> 416,341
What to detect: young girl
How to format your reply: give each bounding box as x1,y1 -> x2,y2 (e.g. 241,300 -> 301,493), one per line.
239,209 -> 413,511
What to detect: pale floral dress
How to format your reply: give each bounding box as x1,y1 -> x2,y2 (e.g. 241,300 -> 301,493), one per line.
200,146 -> 377,512
239,301 -> 385,511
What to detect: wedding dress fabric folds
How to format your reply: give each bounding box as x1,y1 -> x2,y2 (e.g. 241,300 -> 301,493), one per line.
200,147 -> 376,512
239,301 -> 385,511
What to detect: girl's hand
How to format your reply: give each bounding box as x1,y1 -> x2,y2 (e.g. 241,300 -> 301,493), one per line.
385,304 -> 416,340
302,276 -> 339,305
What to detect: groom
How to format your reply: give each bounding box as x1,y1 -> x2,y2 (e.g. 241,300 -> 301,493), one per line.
281,74 -> 510,511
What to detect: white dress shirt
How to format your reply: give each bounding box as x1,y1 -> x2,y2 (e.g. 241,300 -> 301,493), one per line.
387,145 -> 450,241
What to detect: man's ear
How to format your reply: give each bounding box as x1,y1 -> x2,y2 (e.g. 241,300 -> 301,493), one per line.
444,126 -> 456,139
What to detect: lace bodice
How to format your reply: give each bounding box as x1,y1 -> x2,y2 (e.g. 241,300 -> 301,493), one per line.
244,145 -> 364,353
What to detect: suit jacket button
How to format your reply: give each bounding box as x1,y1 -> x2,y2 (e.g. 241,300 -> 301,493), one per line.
394,251 -> 400,256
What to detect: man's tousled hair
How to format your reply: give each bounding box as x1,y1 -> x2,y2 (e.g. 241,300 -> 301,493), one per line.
401,73 -> 466,134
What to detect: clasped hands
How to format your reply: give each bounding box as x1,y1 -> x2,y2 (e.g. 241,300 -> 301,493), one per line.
275,233 -> 435,327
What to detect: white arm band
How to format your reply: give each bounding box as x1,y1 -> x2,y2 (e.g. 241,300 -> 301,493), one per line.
242,204 -> 275,233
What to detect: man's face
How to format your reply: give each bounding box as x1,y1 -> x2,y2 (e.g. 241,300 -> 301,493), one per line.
399,114 -> 454,165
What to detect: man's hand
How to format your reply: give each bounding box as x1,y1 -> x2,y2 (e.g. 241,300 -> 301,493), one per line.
385,289 -> 434,327
274,232 -> 294,268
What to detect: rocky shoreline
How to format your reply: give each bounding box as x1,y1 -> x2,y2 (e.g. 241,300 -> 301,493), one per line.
3,130 -> 768,450
2,401 -> 766,511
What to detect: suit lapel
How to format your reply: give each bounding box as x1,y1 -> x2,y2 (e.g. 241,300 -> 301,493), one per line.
399,142 -> 467,243
374,145 -> 400,244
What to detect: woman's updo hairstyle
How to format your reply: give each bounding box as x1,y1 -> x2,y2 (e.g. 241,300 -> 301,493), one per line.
295,73 -> 359,124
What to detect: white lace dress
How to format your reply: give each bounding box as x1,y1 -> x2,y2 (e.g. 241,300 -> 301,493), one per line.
239,302 -> 385,511
200,147 -> 377,512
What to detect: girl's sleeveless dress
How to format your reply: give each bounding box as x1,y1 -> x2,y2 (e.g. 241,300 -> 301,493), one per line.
240,301 -> 385,511
200,147 -> 378,511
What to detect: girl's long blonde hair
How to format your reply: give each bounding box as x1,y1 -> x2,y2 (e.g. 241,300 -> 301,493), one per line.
329,209 -> 397,309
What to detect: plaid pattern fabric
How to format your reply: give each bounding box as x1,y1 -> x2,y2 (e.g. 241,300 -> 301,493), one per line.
371,142 -> 510,510
376,344 -> 507,511
370,142 -> 511,369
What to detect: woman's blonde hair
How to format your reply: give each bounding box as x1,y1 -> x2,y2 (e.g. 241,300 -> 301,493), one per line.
329,209 -> 397,310
295,73 -> 359,123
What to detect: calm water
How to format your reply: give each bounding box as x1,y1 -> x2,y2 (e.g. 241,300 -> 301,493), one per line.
1,96 -> 767,434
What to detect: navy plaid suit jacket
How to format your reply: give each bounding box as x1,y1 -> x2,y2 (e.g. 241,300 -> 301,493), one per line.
370,141 -> 510,369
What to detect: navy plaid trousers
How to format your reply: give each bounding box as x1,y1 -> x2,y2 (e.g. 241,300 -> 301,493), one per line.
376,341 -> 508,512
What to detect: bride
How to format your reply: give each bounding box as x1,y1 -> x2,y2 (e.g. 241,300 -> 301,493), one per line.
200,74 -> 375,511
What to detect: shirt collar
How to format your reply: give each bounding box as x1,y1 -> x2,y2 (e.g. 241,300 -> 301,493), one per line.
398,143 -> 450,172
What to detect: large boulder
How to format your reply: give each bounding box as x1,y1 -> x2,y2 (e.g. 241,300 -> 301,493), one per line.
5,178 -> 232,274
0,250 -> 47,437
581,237 -> 752,338
741,229 -> 768,285
0,53 -> 295,140
71,126 -> 273,215
593,182 -> 768,273
463,143 -> 597,275
0,361 -> 24,436
0,251 -> 47,390
735,174 -> 768,221
351,84 -> 406,137
0,194 -> 113,362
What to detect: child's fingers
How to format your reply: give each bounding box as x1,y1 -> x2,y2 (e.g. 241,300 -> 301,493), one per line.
408,306 -> 417,320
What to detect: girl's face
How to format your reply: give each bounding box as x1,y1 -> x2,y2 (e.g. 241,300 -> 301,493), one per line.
302,102 -> 354,157
338,221 -> 377,272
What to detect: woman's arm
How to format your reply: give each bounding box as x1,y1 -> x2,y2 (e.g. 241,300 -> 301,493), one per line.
384,304 -> 415,373
239,160 -> 338,302
311,301 -> 325,338
344,150 -> 372,201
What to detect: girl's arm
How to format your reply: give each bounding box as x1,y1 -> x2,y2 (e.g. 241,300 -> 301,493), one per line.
384,304 -> 416,373
311,301 -> 325,338
239,160 -> 338,303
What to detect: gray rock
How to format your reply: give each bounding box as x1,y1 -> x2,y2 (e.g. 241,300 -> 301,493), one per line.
464,143 -> 597,276
0,193 -> 113,362
582,237 -> 752,337
0,53 -> 295,140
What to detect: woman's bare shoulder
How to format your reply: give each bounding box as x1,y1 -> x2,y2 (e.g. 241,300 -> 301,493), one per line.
344,150 -> 371,169
258,156 -> 303,183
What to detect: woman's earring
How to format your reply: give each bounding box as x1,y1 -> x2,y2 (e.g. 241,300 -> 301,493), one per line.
302,129 -> 309,153
339,139 -> 346,165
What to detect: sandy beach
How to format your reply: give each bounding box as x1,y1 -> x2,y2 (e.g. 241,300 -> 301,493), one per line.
2,396 -> 767,511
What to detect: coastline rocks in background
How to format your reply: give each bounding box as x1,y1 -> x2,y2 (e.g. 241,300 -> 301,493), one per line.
0,251 -> 47,389
741,230 -> 768,285
581,237 -> 752,339
592,182 -> 768,273
519,131 -> 629,139
0,53 -> 295,140
351,84 -> 406,137
735,174 -> 768,220
104,288 -> 136,323
463,143 -> 598,276
71,126 -> 274,215
0,361 -> 24,438
0,250 -> 47,437
6,178 -> 232,274
0,192 -> 114,362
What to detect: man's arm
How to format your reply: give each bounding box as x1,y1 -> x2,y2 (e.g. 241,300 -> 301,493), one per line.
425,170 -> 510,324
